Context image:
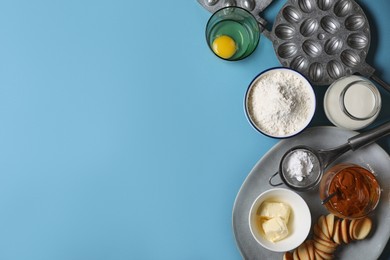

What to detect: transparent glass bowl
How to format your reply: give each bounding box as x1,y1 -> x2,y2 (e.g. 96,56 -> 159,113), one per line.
205,7 -> 260,61
319,163 -> 381,219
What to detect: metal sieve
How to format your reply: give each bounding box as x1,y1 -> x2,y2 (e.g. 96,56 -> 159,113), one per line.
269,120 -> 390,191
198,0 -> 390,91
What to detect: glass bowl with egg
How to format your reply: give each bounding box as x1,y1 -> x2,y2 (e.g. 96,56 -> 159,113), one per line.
244,67 -> 316,138
248,188 -> 311,252
205,6 -> 260,61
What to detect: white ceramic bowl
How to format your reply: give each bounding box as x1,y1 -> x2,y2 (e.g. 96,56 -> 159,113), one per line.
248,188 -> 311,252
244,67 -> 316,138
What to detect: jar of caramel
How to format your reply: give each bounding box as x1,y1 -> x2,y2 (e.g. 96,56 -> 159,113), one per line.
319,163 -> 381,219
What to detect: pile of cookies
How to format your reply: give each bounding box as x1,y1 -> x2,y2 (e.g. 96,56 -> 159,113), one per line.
283,214 -> 373,260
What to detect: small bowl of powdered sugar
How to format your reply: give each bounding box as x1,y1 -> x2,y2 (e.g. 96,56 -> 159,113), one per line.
245,67 -> 316,138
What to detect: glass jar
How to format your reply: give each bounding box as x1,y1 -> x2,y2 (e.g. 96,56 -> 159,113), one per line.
319,163 -> 381,219
324,75 -> 381,130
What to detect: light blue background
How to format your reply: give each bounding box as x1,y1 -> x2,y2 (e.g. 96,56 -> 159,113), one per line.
0,0 -> 390,259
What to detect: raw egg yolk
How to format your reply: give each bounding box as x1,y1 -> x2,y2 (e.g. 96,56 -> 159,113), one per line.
212,35 -> 237,59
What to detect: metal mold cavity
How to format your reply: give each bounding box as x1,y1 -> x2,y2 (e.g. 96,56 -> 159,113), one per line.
317,0 -> 334,11
275,24 -> 296,40
324,37 -> 343,55
334,0 -> 352,17
298,0 -> 316,13
283,6 -> 302,23
345,14 -> 366,31
340,49 -> 361,67
347,33 -> 369,50
309,62 -> 325,83
278,42 -> 298,59
290,55 -> 309,71
327,60 -> 345,79
321,16 -> 341,34
302,40 -> 322,58
224,0 -> 236,7
300,18 -> 319,37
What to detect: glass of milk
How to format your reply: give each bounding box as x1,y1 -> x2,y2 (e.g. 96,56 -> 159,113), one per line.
324,75 -> 382,130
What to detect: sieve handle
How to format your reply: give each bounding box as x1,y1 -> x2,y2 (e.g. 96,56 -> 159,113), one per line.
348,121 -> 390,151
370,74 -> 390,93
268,172 -> 283,187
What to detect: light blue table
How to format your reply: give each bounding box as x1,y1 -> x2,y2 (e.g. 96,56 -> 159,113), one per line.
0,0 -> 389,259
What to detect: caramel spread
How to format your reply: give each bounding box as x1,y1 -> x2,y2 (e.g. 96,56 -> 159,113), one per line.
328,166 -> 380,218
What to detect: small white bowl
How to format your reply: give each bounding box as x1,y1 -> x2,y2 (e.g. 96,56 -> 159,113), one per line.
248,188 -> 311,252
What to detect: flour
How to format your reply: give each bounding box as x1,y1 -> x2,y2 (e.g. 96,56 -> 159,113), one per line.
247,70 -> 315,136
285,150 -> 315,182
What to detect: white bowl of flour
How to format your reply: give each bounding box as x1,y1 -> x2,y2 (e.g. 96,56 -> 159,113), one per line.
245,68 -> 316,138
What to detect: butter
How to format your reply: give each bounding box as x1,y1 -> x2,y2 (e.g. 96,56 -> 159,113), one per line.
257,201 -> 291,243
261,216 -> 289,242
258,202 -> 291,224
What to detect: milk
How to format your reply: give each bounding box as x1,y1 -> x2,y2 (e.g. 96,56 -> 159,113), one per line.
343,82 -> 377,119
324,76 -> 381,130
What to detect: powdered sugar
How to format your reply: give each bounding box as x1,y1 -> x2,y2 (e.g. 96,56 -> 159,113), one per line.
247,69 -> 315,137
285,150 -> 315,182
